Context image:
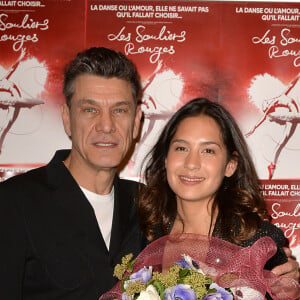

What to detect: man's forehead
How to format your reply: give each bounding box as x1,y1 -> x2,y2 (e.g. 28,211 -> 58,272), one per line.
74,74 -> 131,90
77,98 -> 134,108
72,74 -> 135,105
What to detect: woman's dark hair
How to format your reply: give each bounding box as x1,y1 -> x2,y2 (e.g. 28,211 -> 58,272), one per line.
138,98 -> 267,244
63,47 -> 142,107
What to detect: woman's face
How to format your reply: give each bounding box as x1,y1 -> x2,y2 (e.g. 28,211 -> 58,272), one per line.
165,114 -> 237,204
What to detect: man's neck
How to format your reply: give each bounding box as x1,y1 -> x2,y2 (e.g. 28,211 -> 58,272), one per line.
63,155 -> 116,195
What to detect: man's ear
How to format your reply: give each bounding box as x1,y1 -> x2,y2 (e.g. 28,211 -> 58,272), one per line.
133,104 -> 143,140
61,103 -> 71,138
225,152 -> 238,178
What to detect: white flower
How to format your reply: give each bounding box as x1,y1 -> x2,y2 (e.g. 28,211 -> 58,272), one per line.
181,254 -> 219,277
231,286 -> 264,300
182,255 -> 195,268
136,285 -> 160,300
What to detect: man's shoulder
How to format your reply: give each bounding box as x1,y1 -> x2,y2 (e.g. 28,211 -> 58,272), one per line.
0,165 -> 47,189
0,149 -> 71,191
118,177 -> 140,186
117,177 -> 142,194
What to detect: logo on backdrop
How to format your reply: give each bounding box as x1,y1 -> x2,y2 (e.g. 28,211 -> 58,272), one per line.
121,60 -> 184,179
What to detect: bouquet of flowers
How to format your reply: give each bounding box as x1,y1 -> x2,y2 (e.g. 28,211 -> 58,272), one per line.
100,234 -> 300,300
114,253 -> 237,300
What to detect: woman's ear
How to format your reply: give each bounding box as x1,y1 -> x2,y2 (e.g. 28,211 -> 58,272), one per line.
225,152 -> 238,178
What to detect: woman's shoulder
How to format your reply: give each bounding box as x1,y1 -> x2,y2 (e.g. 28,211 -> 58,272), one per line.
239,220 -> 285,248
243,220 -> 287,270
258,220 -> 286,247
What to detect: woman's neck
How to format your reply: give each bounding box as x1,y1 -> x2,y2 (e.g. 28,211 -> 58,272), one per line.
171,199 -> 218,236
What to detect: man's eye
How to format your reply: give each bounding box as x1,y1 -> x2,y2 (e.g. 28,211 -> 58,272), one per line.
84,107 -> 97,113
114,108 -> 127,114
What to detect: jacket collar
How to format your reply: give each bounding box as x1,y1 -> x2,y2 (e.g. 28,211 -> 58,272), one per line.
45,149 -> 73,189
45,150 -> 133,257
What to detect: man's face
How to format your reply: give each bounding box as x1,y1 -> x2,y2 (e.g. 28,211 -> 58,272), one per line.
62,74 -> 141,172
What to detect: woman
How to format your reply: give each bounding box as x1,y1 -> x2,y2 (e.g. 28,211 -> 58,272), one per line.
138,98 -> 287,270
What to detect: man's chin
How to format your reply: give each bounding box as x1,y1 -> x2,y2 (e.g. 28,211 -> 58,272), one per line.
91,160 -> 120,171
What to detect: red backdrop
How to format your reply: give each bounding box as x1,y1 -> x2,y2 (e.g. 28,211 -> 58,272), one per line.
0,0 -> 299,260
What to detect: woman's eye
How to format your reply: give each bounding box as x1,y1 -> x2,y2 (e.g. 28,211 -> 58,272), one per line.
175,146 -> 186,151
203,148 -> 215,154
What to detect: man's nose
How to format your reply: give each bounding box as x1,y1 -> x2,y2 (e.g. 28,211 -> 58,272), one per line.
95,111 -> 116,133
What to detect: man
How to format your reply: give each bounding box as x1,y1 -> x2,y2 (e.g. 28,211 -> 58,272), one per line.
0,47 -> 146,299
0,47 -> 298,300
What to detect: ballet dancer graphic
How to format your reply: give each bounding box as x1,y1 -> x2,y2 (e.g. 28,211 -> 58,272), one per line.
0,49 -> 45,154
246,73 -> 300,180
121,60 -> 184,178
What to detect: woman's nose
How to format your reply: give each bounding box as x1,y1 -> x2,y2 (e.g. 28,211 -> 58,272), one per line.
184,151 -> 201,170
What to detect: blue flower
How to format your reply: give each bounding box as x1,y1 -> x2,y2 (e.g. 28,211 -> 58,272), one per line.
124,266 -> 152,289
164,284 -> 196,300
122,292 -> 132,300
175,257 -> 191,269
130,266 -> 152,283
175,255 -> 199,270
203,283 -> 233,300
203,293 -> 224,300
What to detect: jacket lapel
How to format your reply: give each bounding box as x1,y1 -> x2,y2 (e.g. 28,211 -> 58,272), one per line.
109,176 -> 132,258
45,150 -> 139,262
45,150 -> 108,255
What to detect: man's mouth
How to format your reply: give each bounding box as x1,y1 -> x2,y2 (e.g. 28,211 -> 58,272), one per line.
95,142 -> 115,146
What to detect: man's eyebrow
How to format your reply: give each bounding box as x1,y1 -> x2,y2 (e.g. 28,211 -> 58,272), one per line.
112,101 -> 132,107
77,99 -> 98,106
77,99 -> 132,107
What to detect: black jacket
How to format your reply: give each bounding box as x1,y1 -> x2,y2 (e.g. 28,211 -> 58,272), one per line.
0,150 -> 147,299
